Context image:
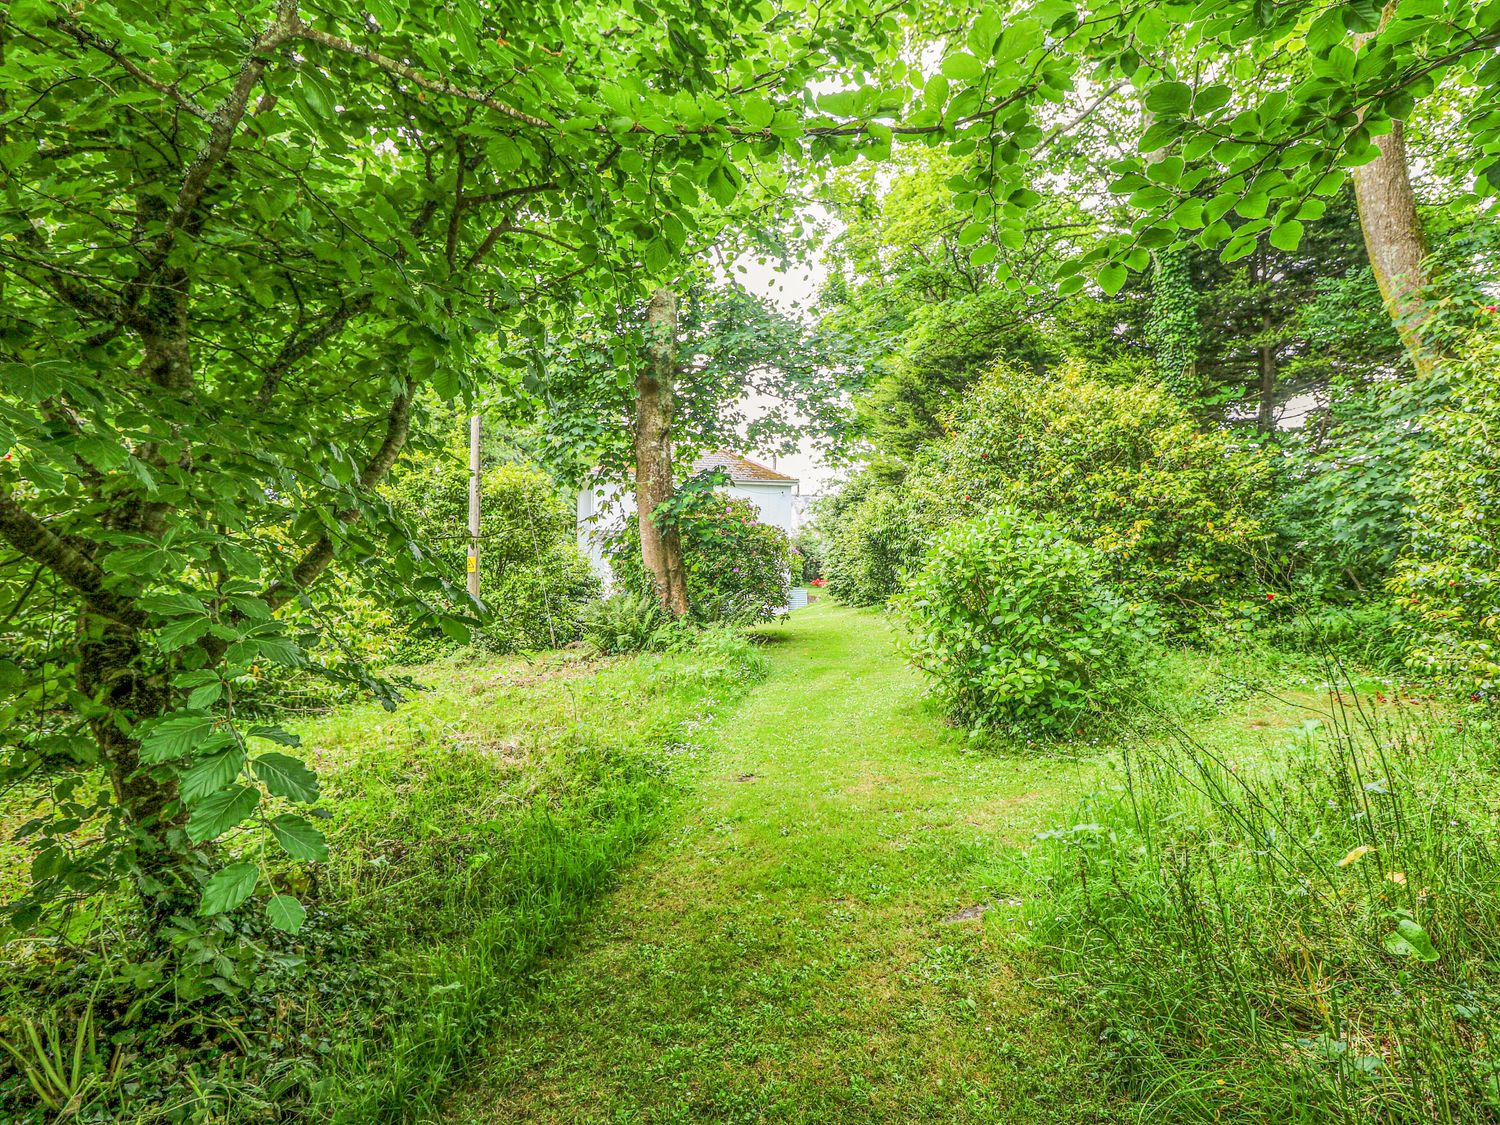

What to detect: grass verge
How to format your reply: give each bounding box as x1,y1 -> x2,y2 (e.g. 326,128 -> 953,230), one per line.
0,629 -> 766,1123
1018,655 -> 1500,1122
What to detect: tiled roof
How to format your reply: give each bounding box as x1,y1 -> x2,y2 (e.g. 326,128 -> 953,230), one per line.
690,449 -> 797,484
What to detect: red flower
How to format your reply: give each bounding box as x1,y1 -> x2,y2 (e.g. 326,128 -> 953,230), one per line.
1266,593 -> 1275,601
1484,304 -> 1499,313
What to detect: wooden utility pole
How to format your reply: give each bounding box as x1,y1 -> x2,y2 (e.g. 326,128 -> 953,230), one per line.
467,413 -> 481,599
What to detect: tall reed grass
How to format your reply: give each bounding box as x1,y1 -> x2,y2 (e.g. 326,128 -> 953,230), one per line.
1026,667 -> 1500,1121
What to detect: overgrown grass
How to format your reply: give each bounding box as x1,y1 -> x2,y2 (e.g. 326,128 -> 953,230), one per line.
0,629 -> 767,1124
1021,655 -> 1500,1122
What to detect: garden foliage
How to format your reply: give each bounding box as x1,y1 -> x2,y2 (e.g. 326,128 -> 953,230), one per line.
822,363 -> 1273,633
894,509 -> 1157,737
388,454 -> 599,656
612,491 -> 794,625
1392,328 -> 1500,697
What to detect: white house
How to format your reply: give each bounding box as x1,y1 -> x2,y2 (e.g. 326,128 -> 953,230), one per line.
576,450 -> 799,586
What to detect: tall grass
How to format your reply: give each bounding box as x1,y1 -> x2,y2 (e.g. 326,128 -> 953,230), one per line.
1025,667 -> 1500,1122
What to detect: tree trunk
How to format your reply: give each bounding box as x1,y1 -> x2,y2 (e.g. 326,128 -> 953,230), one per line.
634,288 -> 689,617
1351,120 -> 1436,378
1353,7 -> 1438,378
75,612 -> 193,917
1256,311 -> 1277,433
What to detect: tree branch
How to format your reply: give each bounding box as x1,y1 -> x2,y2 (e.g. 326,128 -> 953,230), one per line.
256,294 -> 373,408
262,377 -> 415,611
294,24 -> 556,130
55,18 -> 215,122
0,490 -> 146,628
123,1 -> 300,308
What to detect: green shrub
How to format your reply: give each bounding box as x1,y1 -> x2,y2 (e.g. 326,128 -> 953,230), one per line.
792,526 -> 826,583
580,592 -> 670,654
920,362 -> 1272,626
388,454 -> 600,654
822,480 -> 930,607
819,363 -> 1273,627
893,508 -> 1157,737
1391,329 -> 1500,699
611,491 -> 794,624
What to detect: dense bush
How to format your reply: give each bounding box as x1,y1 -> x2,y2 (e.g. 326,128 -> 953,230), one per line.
921,362 -> 1274,624
894,509 -> 1157,737
819,363 -> 1273,628
822,479 -> 930,607
1391,329 -> 1500,697
612,491 -> 794,624
388,454 -> 600,654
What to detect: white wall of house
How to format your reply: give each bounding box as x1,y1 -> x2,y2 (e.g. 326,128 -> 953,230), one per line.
577,477 -> 798,588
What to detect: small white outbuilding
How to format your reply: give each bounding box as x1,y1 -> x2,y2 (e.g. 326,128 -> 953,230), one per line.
576,450 -> 799,587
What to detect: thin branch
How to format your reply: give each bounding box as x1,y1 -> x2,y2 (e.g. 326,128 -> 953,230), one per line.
0,490 -> 145,628
55,18 -> 214,122
262,377 -> 416,612
460,180 -> 560,208
295,24 -> 556,130
122,1 -> 300,309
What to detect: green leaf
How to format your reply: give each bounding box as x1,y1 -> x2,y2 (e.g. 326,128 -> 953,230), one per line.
1097,263 -> 1127,295
1139,120 -> 1183,153
199,863 -> 258,916
940,53 -> 983,82
969,243 -> 998,267
1235,192 -> 1270,219
253,752 -> 319,803
268,814 -> 329,862
923,74 -> 950,109
1193,85 -> 1233,115
157,615 -> 211,651
1143,81 -> 1192,117
248,725 -> 302,748
741,94 -> 773,130
267,894 -> 307,934
1269,220 -> 1304,251
1383,917 -> 1439,962
140,713 -> 218,763
186,785 -> 259,844
180,747 -> 246,804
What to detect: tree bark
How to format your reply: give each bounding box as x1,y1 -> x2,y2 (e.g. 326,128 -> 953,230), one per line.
76,614 -> 193,916
1256,310 -> 1277,433
634,288 -> 689,617
1351,119 -> 1436,378
1352,7 -> 1438,378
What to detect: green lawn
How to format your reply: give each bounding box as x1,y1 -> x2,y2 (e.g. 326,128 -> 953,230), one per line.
446,600 -> 1117,1124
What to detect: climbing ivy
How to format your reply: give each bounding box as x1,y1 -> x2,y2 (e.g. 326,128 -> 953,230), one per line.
1147,245 -> 1203,401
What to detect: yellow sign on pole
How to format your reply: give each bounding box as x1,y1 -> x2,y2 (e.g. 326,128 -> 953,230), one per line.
466,553 -> 478,574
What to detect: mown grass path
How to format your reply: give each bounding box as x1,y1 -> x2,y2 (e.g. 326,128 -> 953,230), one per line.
448,601 -> 1114,1124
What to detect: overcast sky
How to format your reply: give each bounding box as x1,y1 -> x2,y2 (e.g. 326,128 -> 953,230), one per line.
729,248 -> 848,495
